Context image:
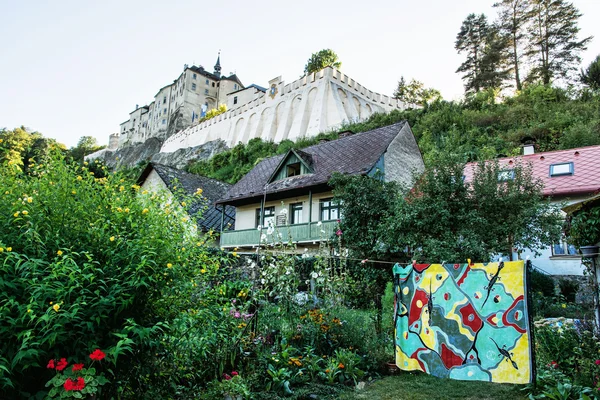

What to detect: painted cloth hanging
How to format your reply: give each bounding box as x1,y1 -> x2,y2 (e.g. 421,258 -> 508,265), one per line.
393,261 -> 533,384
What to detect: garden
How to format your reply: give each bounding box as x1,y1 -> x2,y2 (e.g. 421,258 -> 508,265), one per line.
2,149 -> 600,400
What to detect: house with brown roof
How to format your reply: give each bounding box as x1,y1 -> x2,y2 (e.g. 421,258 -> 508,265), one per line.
215,121 -> 425,251
138,163 -> 235,234
464,144 -> 600,276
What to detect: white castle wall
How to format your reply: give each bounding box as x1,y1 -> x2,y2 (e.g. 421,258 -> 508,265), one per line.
160,67 -> 405,153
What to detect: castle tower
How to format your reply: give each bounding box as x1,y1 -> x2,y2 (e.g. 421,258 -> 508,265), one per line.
213,52 -> 221,78
108,133 -> 120,150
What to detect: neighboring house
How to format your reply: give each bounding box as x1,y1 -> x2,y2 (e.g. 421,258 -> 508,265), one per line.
215,121 -> 425,251
137,163 -> 235,233
464,144 -> 600,276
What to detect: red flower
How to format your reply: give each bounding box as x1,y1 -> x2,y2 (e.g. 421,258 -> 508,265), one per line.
72,363 -> 84,372
64,377 -> 85,391
595,360 -> 600,366
55,358 -> 68,371
47,359 -> 55,369
223,373 -> 232,380
231,371 -> 239,376
89,349 -> 106,361
336,229 -> 342,236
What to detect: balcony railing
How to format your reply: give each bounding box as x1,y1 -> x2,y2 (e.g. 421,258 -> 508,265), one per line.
220,220 -> 338,248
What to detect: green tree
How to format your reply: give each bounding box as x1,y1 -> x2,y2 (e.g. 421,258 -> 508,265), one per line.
388,158 -> 562,261
304,49 -> 342,74
581,55 -> 600,91
330,173 -> 402,260
393,77 -> 442,107
69,135 -> 105,161
525,0 -> 592,84
493,0 -> 531,91
455,14 -> 509,93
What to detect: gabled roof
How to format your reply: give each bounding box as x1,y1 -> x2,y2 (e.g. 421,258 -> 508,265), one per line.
221,73 -> 243,87
267,149 -> 314,183
464,145 -> 600,197
217,121 -> 412,205
138,163 -> 235,231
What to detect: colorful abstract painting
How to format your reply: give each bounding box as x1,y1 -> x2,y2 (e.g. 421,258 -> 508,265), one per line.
393,261 -> 533,384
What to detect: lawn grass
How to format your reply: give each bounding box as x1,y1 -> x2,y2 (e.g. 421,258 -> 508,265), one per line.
340,372 -> 526,400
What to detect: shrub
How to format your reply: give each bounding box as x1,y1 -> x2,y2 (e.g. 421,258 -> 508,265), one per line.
0,154 -> 223,397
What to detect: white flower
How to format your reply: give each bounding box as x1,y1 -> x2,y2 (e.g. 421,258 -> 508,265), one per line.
304,248 -> 308,252
267,226 -> 274,235
321,229 -> 325,234
261,234 -> 267,241
311,272 -> 318,279
317,221 -> 322,226
257,225 -> 262,230
260,279 -> 266,284
280,208 -> 288,215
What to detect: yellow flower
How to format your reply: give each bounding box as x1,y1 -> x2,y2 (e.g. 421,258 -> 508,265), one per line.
562,304 -> 567,309
6,247 -> 11,252
109,236 -> 115,242
71,190 -> 76,194
181,247 -> 186,251
167,263 -> 173,268
181,217 -> 188,222
119,186 -> 124,192
57,250 -> 63,256
0,248 -> 3,252
27,309 -> 32,313
116,207 -> 123,212
13,211 -> 20,217
124,208 -> 130,213
22,210 -> 28,215
52,304 -> 60,312
201,269 -> 206,274
27,197 -> 33,203
142,190 -> 148,195
195,188 -> 203,195
84,162 -> 88,166
181,202 -> 186,207
77,176 -> 83,181
232,252 -> 238,257
142,208 -> 149,214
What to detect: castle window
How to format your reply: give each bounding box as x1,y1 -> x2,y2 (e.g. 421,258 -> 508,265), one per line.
205,89 -> 209,95
192,83 -> 197,91
163,97 -> 166,104
193,73 -> 196,79
206,79 -> 209,85
212,82 -> 215,87
234,84 -> 238,90
233,96 -> 238,105
163,108 -> 167,114
162,119 -> 166,125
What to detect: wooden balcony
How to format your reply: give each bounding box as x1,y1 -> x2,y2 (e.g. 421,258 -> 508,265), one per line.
220,220 -> 338,248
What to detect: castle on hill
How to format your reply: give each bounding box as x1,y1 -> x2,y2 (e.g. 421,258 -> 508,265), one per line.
103,54 -> 407,158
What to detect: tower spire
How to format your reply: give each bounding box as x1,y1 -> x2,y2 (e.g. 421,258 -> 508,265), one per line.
214,50 -> 222,78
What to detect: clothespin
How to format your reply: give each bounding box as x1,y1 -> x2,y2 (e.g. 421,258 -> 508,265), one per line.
526,255 -> 530,261
412,259 -> 416,267
467,258 -> 471,266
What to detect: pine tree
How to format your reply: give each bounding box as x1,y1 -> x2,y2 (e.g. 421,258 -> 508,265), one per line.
581,55 -> 600,91
493,0 -> 530,90
455,14 -> 509,94
525,0 -> 592,85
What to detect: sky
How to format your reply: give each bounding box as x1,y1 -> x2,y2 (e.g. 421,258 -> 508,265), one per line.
1,0 -> 599,148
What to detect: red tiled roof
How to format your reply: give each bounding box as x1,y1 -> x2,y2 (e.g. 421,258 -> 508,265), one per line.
464,145 -> 600,197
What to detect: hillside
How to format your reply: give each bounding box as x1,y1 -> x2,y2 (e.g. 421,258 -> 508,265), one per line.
187,85 -> 600,184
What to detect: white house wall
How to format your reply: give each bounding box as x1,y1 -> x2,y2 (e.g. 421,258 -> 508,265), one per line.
235,192 -> 336,231
160,67 -> 404,153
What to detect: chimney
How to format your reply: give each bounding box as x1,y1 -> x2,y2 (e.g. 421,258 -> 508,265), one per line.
523,144 -> 535,155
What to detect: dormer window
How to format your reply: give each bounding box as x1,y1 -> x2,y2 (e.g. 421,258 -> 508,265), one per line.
550,162 -> 574,177
498,169 -> 515,181
286,162 -> 301,177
